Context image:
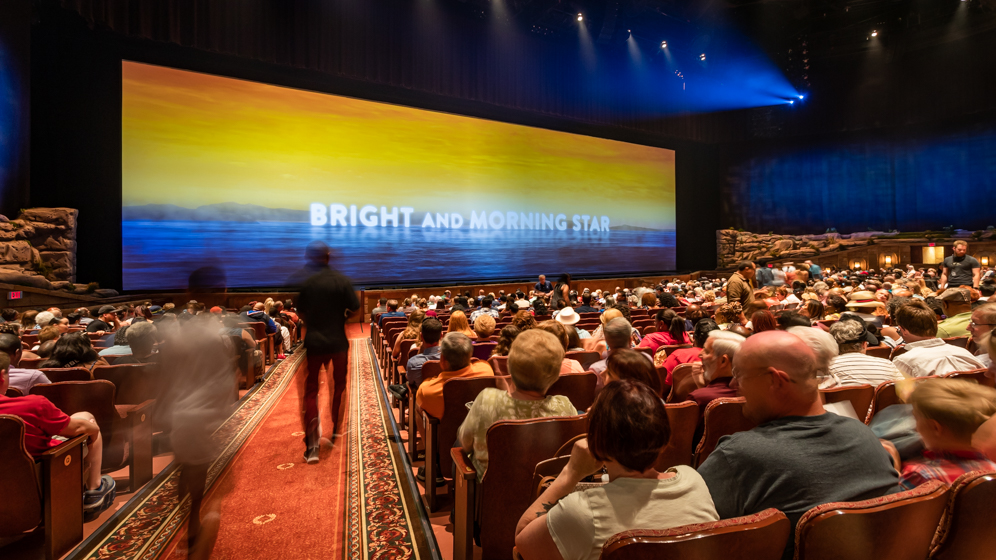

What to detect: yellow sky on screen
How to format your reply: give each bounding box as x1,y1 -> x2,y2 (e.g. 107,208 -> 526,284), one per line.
122,61 -> 676,229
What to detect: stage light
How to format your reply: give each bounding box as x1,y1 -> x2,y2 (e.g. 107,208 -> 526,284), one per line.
798,94 -> 805,99
661,40 -> 667,48
871,30 -> 878,37
789,100 -> 795,104
699,53 -> 706,61
577,13 -> 583,21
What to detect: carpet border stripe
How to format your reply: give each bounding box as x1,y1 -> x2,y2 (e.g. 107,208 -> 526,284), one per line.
65,352 -> 305,560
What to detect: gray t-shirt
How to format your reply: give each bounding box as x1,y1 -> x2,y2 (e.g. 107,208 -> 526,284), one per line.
943,255 -> 980,287
697,413 -> 899,560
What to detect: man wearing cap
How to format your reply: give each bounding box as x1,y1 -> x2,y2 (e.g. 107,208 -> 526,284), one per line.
726,261 -> 756,308
823,319 -> 903,389
892,300 -> 985,378
843,290 -> 886,328
936,288 -> 974,339
940,240 -> 980,290
86,305 -> 120,333
555,307 -> 590,339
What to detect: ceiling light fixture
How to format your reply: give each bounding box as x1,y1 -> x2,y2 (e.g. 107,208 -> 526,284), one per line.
661,40 -> 667,48
577,13 -> 583,22
699,53 -> 706,61
871,30 -> 878,37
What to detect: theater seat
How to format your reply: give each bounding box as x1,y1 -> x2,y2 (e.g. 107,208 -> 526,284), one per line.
546,373 -> 597,411
794,479 -> 949,560
0,415 -> 87,560
693,397 -> 757,468
39,368 -> 92,383
601,508 -> 790,560
819,384 -> 874,424
667,363 -> 703,404
31,380 -> 155,491
421,377 -> 497,512
451,415 -> 588,560
930,471 -> 996,560
943,368 -> 994,388
656,401 -> 698,470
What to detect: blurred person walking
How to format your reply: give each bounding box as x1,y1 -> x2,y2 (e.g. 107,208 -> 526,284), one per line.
297,241 -> 360,464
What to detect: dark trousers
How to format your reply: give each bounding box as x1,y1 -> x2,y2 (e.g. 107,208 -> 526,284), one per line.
303,351 -> 349,448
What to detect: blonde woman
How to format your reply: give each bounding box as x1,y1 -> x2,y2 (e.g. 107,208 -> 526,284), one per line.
393,309 -> 426,360
447,310 -> 477,339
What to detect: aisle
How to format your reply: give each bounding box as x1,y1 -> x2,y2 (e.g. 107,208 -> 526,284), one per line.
201,349 -> 351,560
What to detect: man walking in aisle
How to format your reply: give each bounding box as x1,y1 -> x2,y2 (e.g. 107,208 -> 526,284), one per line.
297,241 -> 360,464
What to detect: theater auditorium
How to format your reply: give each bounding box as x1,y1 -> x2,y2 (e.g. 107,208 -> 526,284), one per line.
2,0 -> 996,559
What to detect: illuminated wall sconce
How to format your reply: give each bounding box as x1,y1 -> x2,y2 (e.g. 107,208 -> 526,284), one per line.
983,256 -> 990,266
853,260 -> 862,270
884,255 -> 892,266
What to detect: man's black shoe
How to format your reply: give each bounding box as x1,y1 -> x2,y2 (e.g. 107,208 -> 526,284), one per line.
305,446 -> 320,464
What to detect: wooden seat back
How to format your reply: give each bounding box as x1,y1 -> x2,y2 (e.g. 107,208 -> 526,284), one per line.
39,368 -> 92,383
478,415 -> 588,560
566,350 -> 601,371
694,397 -> 757,468
656,401 -> 698,470
663,344 -> 694,357
942,336 -> 970,348
794,480 -> 949,560
889,345 -> 908,360
0,414 -> 86,560
17,356 -> 44,369
601,508 -> 790,560
820,384 -> 874,423
931,471 -> 996,560
667,362 -> 703,403
488,355 -> 509,375
436,377 -> 498,475
944,368 -> 994,388
92,363 -> 159,405
546,373 -> 597,411
472,343 -> 497,361
0,415 -> 43,535
865,346 -> 892,359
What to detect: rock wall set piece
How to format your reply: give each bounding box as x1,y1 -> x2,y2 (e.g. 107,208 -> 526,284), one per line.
0,208 -> 78,290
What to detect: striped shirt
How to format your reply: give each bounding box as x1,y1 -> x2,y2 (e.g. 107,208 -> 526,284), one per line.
899,449 -> 996,490
821,352 -> 904,389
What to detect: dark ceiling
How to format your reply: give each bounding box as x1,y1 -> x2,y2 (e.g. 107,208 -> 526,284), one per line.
442,0 -> 996,92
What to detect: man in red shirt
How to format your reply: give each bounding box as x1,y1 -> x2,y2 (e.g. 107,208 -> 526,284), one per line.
0,352 -> 115,514
688,330 -> 745,436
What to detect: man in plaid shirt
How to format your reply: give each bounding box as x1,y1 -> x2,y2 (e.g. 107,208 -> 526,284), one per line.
899,378 -> 996,489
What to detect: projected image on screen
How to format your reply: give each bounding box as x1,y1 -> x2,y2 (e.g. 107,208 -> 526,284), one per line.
122,61 -> 676,290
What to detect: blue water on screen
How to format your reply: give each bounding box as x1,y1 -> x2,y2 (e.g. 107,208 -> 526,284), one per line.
122,220 -> 676,290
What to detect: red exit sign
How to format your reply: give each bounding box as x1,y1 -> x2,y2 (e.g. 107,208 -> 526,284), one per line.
7,291 -> 23,300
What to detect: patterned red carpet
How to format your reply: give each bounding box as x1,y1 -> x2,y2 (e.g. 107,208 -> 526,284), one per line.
63,327 -> 437,560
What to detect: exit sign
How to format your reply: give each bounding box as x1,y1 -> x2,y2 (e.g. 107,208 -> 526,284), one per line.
7,291 -> 22,300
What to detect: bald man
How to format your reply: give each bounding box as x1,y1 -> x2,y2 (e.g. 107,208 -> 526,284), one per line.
697,330 -> 898,560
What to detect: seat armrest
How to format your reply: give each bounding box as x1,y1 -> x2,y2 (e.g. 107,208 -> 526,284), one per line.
116,400 -> 155,490
39,435 -> 86,560
423,410 -> 441,511
451,447 -> 478,560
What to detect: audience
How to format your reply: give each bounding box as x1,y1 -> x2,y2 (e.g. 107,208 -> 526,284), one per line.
458,329 -> 577,482
516,379 -> 719,560
749,310 -> 778,333
899,378 -> 996,489
822,318 -> 903,388
401,317 -> 443,392
968,303 -> 996,366
892,300 -> 984,378
86,305 -> 120,334
39,332 -> 109,371
492,325 -> 521,357
697,330 -> 898,560
446,310 -> 477,339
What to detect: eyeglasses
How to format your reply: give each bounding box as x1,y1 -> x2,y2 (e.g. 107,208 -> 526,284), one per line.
969,322 -> 996,328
